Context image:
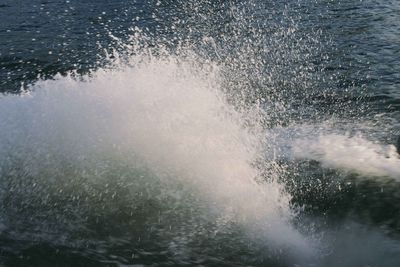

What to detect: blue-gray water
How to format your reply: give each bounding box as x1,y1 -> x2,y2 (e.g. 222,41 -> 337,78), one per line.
1,1 -> 400,266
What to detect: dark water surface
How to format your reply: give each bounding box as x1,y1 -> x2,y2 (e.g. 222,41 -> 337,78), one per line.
1,0 -> 400,266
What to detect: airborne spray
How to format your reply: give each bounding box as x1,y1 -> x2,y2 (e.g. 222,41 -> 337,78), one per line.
0,5 -> 318,265
2,0 -> 400,266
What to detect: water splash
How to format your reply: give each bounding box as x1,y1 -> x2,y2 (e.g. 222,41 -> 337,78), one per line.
0,48 -> 316,258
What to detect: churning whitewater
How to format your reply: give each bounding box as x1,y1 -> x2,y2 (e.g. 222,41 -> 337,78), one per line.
293,133 -> 400,179
2,0 -> 400,266
0,51 -> 316,259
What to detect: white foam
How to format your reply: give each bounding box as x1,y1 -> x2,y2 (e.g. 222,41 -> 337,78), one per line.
0,53 -> 314,256
292,133 -> 400,179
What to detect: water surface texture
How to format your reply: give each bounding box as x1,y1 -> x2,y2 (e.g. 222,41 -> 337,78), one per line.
1,0 -> 400,266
